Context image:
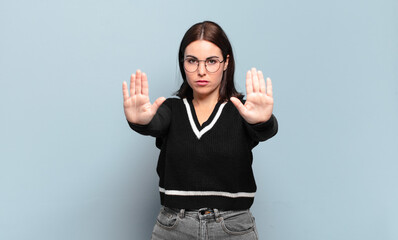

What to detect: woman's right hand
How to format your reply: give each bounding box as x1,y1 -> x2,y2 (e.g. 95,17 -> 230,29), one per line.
122,69 -> 166,125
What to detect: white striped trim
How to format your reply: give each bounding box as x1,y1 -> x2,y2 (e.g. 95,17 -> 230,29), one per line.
159,187 -> 255,198
183,98 -> 227,140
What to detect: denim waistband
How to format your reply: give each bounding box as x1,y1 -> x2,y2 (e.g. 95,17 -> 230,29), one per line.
163,206 -> 250,221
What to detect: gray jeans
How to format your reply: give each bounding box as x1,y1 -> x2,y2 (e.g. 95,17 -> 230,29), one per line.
151,206 -> 259,240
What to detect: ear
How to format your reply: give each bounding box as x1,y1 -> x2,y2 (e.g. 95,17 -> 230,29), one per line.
223,55 -> 230,71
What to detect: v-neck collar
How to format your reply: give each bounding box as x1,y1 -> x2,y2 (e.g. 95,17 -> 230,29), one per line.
183,98 -> 227,140
188,98 -> 222,130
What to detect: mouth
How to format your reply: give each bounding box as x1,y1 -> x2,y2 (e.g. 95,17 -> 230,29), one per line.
196,80 -> 209,86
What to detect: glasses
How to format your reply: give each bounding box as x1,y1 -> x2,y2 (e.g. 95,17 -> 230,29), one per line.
183,57 -> 225,73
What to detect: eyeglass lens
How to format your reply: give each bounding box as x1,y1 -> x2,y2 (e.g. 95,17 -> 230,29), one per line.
184,58 -> 221,73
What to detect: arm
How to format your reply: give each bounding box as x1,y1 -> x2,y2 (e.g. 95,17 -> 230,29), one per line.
244,113 -> 278,142
231,68 -> 278,142
127,99 -> 171,138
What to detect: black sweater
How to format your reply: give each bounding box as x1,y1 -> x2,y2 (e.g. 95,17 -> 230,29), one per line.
128,97 -> 278,210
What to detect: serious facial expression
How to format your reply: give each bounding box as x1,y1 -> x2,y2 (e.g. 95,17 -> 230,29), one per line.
184,40 -> 229,99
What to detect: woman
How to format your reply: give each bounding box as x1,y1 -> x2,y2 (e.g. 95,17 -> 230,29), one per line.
122,21 -> 278,240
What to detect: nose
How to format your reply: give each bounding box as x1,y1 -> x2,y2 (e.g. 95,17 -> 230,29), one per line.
197,61 -> 206,76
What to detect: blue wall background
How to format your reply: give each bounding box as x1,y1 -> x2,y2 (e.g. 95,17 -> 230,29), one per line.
1,0 -> 397,239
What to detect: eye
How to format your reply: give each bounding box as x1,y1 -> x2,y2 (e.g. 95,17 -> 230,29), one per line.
207,59 -> 217,65
186,58 -> 198,64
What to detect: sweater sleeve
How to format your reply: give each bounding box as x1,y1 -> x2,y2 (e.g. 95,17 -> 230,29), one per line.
127,99 -> 172,138
244,114 -> 278,142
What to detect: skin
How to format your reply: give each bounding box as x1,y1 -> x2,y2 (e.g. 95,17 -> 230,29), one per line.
184,41 -> 228,102
230,68 -> 274,124
122,40 -> 274,126
183,40 -> 229,125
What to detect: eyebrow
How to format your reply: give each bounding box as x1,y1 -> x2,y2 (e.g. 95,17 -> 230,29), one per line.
185,55 -> 220,59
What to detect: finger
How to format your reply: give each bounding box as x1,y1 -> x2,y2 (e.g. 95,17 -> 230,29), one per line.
266,77 -> 273,97
122,81 -> 129,101
251,68 -> 259,92
150,97 -> 166,113
135,69 -> 142,95
258,71 -> 266,93
246,70 -> 253,94
230,97 -> 247,117
142,72 -> 149,96
130,74 -> 135,96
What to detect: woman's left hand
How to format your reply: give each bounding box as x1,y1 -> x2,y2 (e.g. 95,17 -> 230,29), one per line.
230,68 -> 274,124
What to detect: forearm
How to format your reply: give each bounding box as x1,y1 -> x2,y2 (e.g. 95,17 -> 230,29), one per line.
245,114 -> 278,142
127,101 -> 171,138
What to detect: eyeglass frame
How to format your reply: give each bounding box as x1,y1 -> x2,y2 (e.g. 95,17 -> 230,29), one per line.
182,56 -> 226,73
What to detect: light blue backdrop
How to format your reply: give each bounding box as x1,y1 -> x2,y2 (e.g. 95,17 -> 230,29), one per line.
1,0 -> 397,239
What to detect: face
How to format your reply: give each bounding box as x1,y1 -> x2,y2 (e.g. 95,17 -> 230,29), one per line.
184,40 -> 229,99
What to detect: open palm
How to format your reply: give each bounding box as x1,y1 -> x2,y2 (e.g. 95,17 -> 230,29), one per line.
122,69 -> 165,125
230,68 -> 274,124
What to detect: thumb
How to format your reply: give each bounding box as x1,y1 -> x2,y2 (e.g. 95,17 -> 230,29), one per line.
230,97 -> 247,116
151,97 -> 166,113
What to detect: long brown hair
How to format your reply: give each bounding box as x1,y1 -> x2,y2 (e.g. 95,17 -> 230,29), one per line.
175,21 -> 243,102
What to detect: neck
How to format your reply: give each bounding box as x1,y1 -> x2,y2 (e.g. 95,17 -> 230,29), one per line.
192,91 -> 219,107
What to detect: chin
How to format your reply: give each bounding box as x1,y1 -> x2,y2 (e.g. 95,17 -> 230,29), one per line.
194,89 -> 219,98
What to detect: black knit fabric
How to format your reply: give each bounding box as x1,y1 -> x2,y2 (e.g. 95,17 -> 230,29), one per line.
128,97 -> 278,210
